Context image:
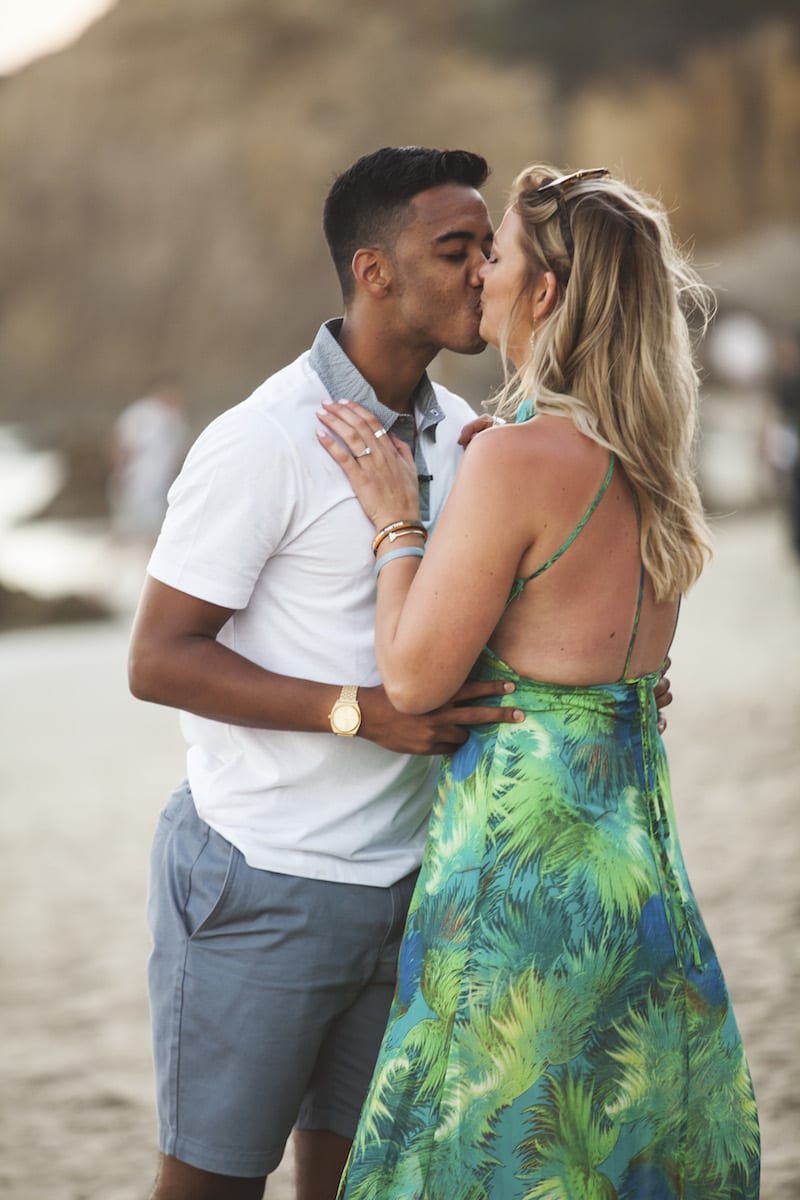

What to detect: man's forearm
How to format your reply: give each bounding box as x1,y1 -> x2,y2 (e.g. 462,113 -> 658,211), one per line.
127,578 -> 519,754
129,633 -> 342,733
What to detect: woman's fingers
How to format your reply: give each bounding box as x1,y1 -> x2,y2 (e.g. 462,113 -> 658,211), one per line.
317,402 -> 416,471
316,420 -> 356,469
317,400 -> 388,460
316,401 -> 419,527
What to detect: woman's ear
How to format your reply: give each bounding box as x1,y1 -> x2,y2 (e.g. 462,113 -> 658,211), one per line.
351,248 -> 392,297
532,270 -> 558,322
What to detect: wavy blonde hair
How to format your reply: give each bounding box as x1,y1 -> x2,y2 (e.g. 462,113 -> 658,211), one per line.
492,164 -> 713,601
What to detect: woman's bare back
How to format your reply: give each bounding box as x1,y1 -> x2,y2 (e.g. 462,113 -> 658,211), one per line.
488,417 -> 679,685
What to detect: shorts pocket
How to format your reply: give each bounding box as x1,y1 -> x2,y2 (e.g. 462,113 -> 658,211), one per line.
184,827 -> 241,940
155,783 -> 242,940
158,779 -> 191,825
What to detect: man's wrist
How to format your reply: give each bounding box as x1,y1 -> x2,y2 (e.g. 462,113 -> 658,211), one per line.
327,684 -> 362,736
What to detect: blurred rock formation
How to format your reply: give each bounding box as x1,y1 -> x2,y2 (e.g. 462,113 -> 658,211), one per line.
0,0 -> 797,460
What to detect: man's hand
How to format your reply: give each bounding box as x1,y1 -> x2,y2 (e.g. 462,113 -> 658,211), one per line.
654,656 -> 673,733
359,679 -> 522,756
457,414 -> 502,448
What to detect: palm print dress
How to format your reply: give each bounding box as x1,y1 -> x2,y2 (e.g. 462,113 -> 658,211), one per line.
338,452 -> 760,1200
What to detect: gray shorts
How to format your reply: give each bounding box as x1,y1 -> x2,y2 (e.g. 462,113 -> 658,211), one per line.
147,781 -> 418,1178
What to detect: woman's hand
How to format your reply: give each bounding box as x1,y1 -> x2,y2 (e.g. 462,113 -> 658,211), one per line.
316,400 -> 421,530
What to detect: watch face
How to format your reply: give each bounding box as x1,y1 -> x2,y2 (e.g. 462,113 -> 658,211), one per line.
334,702 -> 360,734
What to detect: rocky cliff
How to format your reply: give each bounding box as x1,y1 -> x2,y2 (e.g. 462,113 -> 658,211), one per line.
0,0 -> 797,452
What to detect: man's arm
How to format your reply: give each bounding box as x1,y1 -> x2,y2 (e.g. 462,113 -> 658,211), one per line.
128,576 -> 523,756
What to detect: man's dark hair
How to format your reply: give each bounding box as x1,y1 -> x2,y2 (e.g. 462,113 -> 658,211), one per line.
323,146 -> 490,300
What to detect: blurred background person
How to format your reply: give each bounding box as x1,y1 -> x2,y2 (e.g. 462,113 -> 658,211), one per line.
699,308 -> 778,513
764,327 -> 800,557
107,379 -> 189,547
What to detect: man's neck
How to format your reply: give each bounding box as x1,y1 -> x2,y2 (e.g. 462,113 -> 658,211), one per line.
336,315 -> 434,414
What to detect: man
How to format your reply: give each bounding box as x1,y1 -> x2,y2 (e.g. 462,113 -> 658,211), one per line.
131,147 -> 509,1200
130,147 -> 670,1200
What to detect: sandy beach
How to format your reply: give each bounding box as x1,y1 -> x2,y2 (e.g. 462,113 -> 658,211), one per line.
1,506 -> 798,1200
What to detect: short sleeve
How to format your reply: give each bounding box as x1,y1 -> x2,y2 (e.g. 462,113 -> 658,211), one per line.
147,402 -> 299,609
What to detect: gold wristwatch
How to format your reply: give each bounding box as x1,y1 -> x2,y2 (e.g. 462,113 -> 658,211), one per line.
328,685 -> 362,736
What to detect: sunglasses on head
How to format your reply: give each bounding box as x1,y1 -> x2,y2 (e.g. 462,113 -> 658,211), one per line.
530,168 -> 610,263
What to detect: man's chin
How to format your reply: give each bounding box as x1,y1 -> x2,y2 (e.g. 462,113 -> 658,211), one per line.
447,334 -> 487,356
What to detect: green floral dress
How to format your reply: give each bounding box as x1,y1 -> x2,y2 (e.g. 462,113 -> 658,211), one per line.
338,454 -> 760,1200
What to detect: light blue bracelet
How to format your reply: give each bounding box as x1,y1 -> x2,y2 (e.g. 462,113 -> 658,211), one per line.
374,546 -> 425,578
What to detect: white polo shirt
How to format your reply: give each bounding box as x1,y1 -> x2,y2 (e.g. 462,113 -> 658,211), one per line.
147,323 -> 476,885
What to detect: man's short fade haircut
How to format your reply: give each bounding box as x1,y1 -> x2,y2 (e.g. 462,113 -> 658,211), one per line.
323,146 -> 490,300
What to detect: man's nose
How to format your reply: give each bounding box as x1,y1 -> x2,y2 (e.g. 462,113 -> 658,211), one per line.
470,256 -> 486,287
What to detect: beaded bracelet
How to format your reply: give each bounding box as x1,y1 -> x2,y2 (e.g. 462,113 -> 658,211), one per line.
372,520 -> 427,556
373,546 -> 425,579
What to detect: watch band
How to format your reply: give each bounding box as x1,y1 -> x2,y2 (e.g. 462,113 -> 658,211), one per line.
328,684 -> 362,736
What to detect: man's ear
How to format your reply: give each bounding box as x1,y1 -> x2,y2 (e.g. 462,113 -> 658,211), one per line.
351,248 -> 392,297
532,270 -> 558,323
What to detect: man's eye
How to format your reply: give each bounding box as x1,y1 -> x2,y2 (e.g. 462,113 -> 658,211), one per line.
442,253 -> 468,262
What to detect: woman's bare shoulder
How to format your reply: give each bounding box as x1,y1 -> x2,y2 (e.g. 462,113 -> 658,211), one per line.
463,414 -> 605,489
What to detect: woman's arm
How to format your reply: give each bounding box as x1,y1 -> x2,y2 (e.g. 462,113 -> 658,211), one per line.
128,575 -> 524,751
318,401 -> 537,712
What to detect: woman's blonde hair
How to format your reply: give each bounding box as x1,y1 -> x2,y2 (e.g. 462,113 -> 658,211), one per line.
492,164 -> 713,601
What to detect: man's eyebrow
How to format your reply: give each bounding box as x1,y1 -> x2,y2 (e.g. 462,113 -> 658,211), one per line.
432,230 -> 480,244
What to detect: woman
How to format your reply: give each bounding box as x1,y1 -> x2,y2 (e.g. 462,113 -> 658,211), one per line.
317,166 -> 760,1199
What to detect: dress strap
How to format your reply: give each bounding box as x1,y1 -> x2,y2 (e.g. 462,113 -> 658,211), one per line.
661,594 -> 682,671
621,562 -> 646,678
511,453 -> 616,598
618,483 -> 644,679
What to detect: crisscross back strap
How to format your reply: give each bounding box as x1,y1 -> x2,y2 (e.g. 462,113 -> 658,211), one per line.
511,453 -> 616,598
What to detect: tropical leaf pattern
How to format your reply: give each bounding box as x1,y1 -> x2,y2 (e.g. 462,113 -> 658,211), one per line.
338,650 -> 760,1200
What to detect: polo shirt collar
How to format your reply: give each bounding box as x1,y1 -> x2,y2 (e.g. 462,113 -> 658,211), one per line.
309,318 -> 444,437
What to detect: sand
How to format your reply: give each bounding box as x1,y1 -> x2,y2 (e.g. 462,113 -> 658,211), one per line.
1,507 -> 798,1199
